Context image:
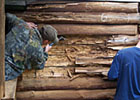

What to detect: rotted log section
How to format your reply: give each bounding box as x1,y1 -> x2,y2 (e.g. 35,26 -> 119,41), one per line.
27,2 -> 138,13
15,12 -> 140,24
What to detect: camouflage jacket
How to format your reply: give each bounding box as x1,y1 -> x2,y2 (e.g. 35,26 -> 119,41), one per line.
5,13 -> 48,81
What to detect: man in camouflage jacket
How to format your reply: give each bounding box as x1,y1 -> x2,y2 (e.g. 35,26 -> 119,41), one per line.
5,13 -> 59,81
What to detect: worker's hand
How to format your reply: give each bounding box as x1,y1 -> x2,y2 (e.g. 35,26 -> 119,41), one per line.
45,44 -> 52,53
26,22 -> 37,29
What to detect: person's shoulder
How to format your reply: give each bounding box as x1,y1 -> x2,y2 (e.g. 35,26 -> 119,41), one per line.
118,47 -> 136,55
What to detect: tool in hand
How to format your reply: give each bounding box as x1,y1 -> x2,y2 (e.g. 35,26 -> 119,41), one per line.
49,36 -> 65,46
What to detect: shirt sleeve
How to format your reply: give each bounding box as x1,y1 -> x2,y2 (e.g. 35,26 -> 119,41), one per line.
24,39 -> 48,70
108,51 -> 121,80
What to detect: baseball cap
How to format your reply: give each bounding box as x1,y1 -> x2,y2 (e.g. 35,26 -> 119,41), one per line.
40,25 -> 59,44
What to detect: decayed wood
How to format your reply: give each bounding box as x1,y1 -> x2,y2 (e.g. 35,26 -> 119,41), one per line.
17,89 -> 115,100
22,66 -> 111,79
0,0 -> 5,99
22,67 -> 70,79
17,78 -> 116,91
75,57 -> 113,66
75,67 -> 109,76
28,2 -> 138,13
46,35 -> 136,46
108,46 -> 133,50
38,24 -> 138,35
15,12 -> 140,24
44,44 -> 117,67
107,35 -> 138,46
2,78 -> 17,100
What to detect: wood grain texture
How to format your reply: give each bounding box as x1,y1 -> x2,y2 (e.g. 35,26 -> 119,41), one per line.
27,2 -> 138,13
2,78 -> 17,100
38,24 -> 138,35
17,77 -> 116,91
0,0 -> 5,99
15,12 -> 140,24
17,89 -> 115,100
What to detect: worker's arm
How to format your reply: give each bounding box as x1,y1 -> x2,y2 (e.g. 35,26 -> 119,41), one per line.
24,39 -> 51,70
108,51 -> 121,80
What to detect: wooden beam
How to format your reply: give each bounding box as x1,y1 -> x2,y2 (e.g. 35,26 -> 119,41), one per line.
28,2 -> 138,13
17,89 -> 115,100
75,67 -> 109,76
107,35 -> 138,46
38,24 -> 138,35
2,79 -> 17,100
0,0 -> 5,99
15,12 -> 140,24
17,78 -> 116,91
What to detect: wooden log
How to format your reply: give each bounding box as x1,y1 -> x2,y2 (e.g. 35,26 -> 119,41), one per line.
27,2 -> 138,13
15,12 -> 140,24
107,35 -> 138,46
17,89 -> 115,100
75,67 -> 109,76
17,78 -> 116,91
75,57 -> 113,66
108,46 -> 133,50
0,0 -> 5,99
38,24 -> 138,35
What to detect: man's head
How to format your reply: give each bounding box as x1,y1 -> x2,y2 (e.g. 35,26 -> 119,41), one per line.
39,25 -> 59,44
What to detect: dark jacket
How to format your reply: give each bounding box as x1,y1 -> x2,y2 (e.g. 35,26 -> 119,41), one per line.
5,13 -> 48,81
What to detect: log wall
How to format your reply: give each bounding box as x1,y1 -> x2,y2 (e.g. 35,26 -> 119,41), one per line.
0,0 -> 5,99
13,1 -> 140,100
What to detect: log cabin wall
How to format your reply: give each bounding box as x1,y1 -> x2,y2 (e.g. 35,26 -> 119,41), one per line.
11,1 -> 140,100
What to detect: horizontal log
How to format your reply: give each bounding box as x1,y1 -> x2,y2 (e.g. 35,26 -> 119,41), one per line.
107,35 -> 138,46
22,66 -> 111,79
17,77 -> 116,91
17,89 -> 115,100
15,12 -> 140,24
75,67 -> 109,76
108,45 -> 133,50
39,24 -> 138,35
27,2 -> 138,13
75,57 -> 113,65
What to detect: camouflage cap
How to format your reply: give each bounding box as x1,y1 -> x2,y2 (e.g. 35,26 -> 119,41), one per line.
40,25 -> 59,44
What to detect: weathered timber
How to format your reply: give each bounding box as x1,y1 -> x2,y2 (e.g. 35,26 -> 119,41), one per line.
58,35 -> 108,45
38,24 -> 138,35
45,55 -> 73,67
108,45 -> 133,50
0,0 -> 5,99
27,0 -> 75,5
44,35 -> 136,46
75,67 -> 109,76
17,89 -> 115,100
43,44 -> 117,67
27,2 -> 138,13
17,77 -> 116,91
22,66 -> 111,79
15,12 -> 140,24
75,57 -> 113,66
2,79 -> 17,100
107,35 -> 138,46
